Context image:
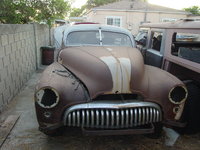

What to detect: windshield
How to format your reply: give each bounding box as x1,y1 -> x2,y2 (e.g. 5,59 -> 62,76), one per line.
66,30 -> 133,47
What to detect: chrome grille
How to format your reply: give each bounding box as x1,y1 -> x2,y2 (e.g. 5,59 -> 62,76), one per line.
63,101 -> 162,129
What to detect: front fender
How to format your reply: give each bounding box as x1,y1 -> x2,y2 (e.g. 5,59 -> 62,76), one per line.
35,62 -> 88,125
143,65 -> 186,122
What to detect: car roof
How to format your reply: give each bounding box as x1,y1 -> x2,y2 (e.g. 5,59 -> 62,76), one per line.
74,22 -> 99,25
140,19 -> 200,29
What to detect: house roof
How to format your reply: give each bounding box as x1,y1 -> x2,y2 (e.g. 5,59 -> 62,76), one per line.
92,0 -> 190,14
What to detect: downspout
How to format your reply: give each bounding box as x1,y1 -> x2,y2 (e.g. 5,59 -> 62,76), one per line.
49,25 -> 51,46
144,0 -> 147,23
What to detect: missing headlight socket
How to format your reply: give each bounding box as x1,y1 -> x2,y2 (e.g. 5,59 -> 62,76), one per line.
44,111 -> 52,118
173,106 -> 180,114
35,87 -> 59,109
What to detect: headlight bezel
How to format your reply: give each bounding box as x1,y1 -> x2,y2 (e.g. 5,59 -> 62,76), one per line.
168,85 -> 188,105
35,87 -> 60,109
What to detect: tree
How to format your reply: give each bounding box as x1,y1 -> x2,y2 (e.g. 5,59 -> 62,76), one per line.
86,0 -> 119,9
70,5 -> 87,17
34,0 -> 70,26
0,0 -> 70,25
0,0 -> 36,24
184,6 -> 200,15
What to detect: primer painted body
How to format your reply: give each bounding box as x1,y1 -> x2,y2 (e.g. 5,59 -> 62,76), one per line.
35,24 -> 187,135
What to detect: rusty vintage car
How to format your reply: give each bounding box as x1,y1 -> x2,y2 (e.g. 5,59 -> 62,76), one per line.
35,24 -> 188,136
136,19 -> 200,133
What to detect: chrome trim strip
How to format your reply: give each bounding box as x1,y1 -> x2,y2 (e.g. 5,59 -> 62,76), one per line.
138,108 -> 141,126
150,108 -> 153,122
82,110 -> 85,126
146,108 -> 149,124
142,108 -> 145,125
153,109 -> 156,122
111,110 -> 114,126
63,101 -> 162,127
65,101 -> 161,112
91,110 -> 94,127
130,109 -> 133,127
86,110 -> 89,127
121,110 -> 124,128
125,109 -> 129,127
116,110 -> 119,127
96,110 -> 99,126
106,110 -> 109,128
68,113 -> 71,126
101,110 -> 104,127
134,108 -> 137,126
157,110 -> 160,122
72,112 -> 75,126
77,111 -> 80,127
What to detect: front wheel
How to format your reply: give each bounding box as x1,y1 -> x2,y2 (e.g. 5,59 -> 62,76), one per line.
180,83 -> 200,134
146,123 -> 163,139
41,127 -> 65,136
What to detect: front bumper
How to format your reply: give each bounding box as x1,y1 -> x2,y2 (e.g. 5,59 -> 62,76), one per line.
63,101 -> 162,131
39,122 -> 63,132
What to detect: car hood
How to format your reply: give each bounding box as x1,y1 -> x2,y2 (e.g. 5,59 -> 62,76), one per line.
59,46 -> 145,98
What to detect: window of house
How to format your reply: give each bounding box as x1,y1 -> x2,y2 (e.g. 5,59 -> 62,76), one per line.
106,16 -> 122,27
150,31 -> 163,51
161,18 -> 177,22
171,32 -> 200,64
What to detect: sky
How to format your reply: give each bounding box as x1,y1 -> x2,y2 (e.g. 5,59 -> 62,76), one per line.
71,0 -> 200,10
71,0 -> 87,8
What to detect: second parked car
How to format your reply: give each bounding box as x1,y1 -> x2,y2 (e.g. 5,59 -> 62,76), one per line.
136,19 -> 200,133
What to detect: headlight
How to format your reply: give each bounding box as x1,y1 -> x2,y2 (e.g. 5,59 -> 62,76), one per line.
169,85 -> 188,104
35,87 -> 59,108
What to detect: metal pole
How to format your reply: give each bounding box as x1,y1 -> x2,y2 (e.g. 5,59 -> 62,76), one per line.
144,0 -> 148,23
32,23 -> 38,70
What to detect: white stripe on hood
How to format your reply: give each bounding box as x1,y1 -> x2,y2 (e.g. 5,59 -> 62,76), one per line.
100,56 -> 131,93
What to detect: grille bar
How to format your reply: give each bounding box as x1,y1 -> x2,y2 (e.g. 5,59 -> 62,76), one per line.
64,102 -> 162,129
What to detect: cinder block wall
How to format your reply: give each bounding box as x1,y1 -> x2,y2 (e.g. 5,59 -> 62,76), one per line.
0,24 -> 50,112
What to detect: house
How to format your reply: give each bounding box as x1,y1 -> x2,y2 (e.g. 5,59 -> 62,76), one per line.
86,0 -> 190,34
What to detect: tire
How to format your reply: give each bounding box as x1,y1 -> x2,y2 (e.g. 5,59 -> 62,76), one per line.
41,127 -> 65,136
180,83 -> 200,134
146,123 -> 163,139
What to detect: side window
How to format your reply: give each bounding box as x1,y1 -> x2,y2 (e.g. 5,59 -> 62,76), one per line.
171,32 -> 200,64
150,32 -> 163,51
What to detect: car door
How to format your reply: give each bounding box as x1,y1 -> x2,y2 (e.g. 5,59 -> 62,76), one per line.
135,29 -> 148,59
145,30 -> 164,68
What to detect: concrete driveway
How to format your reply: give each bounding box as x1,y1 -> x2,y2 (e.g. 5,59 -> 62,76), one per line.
0,70 -> 200,150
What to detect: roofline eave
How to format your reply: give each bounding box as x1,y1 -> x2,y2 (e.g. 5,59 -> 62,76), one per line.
90,8 -> 191,15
